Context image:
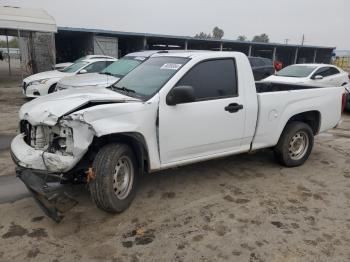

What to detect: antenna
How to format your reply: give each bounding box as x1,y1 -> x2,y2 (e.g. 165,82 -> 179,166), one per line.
301,34 -> 305,46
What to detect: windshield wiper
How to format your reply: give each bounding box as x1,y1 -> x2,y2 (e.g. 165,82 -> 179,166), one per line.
99,72 -> 113,76
110,85 -> 136,93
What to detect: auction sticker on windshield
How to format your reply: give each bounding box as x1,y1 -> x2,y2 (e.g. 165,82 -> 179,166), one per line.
160,63 -> 182,70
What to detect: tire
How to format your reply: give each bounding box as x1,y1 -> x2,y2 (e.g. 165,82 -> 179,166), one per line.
274,121 -> 314,167
89,143 -> 139,213
48,84 -> 57,94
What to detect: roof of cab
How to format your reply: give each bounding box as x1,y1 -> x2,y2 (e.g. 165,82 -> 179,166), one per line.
151,50 -> 243,59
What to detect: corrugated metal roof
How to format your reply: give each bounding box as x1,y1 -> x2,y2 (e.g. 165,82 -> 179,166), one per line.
58,26 -> 335,50
0,6 -> 57,33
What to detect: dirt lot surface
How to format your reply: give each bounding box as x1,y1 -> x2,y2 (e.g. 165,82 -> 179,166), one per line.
0,83 -> 350,262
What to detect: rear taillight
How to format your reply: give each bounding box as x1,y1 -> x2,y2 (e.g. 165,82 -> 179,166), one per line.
348,74 -> 350,81
342,92 -> 346,112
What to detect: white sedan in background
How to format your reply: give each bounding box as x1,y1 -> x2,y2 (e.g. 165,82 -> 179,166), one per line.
263,64 -> 349,87
23,56 -> 116,98
54,55 -> 116,70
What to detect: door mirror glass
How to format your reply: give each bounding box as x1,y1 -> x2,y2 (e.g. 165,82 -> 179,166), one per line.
166,85 -> 195,106
313,75 -> 323,80
79,69 -> 87,74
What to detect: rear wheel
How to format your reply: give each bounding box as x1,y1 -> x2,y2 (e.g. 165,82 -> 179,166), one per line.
89,143 -> 139,213
274,122 -> 314,167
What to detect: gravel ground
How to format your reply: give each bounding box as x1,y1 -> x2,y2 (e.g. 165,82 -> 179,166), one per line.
0,83 -> 350,262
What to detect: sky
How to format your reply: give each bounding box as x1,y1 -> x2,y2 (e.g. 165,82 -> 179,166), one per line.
1,0 -> 349,49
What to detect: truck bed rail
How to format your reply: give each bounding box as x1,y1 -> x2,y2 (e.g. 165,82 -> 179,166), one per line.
256,81 -> 321,93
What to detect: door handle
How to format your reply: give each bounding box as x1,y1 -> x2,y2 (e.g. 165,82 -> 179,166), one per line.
225,103 -> 244,113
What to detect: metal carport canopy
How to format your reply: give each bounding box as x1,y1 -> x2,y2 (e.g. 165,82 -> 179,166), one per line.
0,6 -> 57,34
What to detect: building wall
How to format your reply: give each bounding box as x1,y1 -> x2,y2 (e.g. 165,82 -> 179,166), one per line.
93,35 -> 118,58
19,32 -> 55,75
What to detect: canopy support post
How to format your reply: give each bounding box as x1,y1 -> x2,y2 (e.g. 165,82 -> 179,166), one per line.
17,29 -> 23,80
6,31 -> 11,76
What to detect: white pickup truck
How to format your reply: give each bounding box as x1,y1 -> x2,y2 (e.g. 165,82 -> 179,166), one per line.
11,51 -> 345,222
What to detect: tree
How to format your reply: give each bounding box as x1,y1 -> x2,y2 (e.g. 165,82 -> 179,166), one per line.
237,35 -> 247,41
194,32 -> 212,39
212,26 -> 224,39
194,26 -> 224,40
0,38 -> 19,48
252,33 -> 269,43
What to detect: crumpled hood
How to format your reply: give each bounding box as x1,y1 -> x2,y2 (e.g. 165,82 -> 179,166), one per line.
262,75 -> 308,84
58,73 -> 120,88
19,87 -> 140,126
24,70 -> 73,83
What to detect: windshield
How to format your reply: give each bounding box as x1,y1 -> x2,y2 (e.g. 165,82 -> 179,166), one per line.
276,65 -> 317,77
73,57 -> 87,63
101,57 -> 143,78
112,56 -> 189,99
61,61 -> 89,73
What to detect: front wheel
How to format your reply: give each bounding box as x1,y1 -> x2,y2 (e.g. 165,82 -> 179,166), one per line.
89,143 -> 139,213
274,122 -> 314,167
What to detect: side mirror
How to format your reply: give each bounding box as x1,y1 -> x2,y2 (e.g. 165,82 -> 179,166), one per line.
313,75 -> 323,80
166,85 -> 195,106
79,69 -> 87,74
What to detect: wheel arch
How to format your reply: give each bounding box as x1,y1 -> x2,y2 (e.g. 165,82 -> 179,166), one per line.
48,83 -> 58,93
89,132 -> 150,174
283,110 -> 321,136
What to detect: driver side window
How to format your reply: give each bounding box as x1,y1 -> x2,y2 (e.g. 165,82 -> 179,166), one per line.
176,59 -> 238,101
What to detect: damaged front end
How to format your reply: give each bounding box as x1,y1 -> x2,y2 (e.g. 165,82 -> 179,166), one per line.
12,114 -> 96,222
15,167 -> 78,223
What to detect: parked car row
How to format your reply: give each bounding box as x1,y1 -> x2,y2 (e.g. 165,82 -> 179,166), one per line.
56,51 -> 161,91
23,56 -> 116,97
13,50 -> 348,222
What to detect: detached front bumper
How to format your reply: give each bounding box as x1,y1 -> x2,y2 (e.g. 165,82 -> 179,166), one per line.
15,167 -> 78,223
11,134 -> 78,172
11,134 -> 89,222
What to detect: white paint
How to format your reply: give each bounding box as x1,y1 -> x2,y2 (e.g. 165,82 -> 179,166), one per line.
263,64 -> 349,87
11,51 -> 344,174
56,51 -> 167,91
23,56 -> 117,97
0,6 -> 57,33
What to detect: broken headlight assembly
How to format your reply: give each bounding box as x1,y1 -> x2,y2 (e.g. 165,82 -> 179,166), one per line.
20,121 -> 74,155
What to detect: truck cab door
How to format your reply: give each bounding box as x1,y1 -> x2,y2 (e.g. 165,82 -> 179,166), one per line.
158,58 -> 246,165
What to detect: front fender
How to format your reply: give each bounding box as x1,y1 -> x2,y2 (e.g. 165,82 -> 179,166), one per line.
66,95 -> 161,170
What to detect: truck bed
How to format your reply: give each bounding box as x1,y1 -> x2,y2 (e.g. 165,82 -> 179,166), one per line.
256,81 -> 320,93
252,84 -> 344,151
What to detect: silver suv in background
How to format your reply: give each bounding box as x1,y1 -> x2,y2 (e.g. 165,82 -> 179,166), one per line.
56,51 -> 165,91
